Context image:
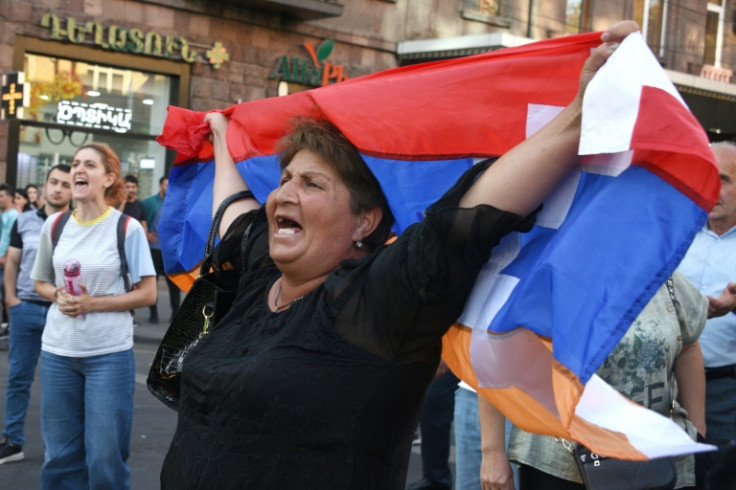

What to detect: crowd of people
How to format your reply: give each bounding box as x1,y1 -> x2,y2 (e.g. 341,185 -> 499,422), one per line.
0,18 -> 734,490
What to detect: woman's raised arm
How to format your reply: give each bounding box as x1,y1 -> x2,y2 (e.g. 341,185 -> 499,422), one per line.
206,111 -> 260,238
459,21 -> 639,216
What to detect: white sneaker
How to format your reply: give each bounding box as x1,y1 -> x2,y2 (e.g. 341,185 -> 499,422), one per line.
0,439 -> 24,464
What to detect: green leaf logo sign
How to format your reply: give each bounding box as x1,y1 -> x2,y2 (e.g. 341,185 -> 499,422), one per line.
272,39 -> 348,87
316,39 -> 334,62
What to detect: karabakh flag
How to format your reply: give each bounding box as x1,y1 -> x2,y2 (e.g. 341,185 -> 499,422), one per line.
156,32 -> 717,459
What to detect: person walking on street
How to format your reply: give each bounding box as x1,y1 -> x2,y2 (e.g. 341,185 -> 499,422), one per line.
0,184 -> 19,328
406,362 -> 459,490
119,175 -> 147,231
0,165 -> 72,464
142,176 -> 180,323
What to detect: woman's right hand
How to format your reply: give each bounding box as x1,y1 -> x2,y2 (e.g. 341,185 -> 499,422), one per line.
205,111 -> 229,141
207,110 -> 259,235
480,448 -> 515,490
707,282 -> 736,318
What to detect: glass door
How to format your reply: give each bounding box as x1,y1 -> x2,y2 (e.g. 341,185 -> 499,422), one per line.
17,53 -> 174,199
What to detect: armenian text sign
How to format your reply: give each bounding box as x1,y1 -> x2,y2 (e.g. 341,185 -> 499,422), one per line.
41,14 -> 230,69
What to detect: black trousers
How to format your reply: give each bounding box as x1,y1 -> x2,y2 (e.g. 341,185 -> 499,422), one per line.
149,248 -> 181,318
518,464 -> 584,490
417,370 -> 459,486
518,463 -> 697,490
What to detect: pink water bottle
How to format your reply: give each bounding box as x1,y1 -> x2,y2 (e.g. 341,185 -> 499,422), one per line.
63,259 -> 82,296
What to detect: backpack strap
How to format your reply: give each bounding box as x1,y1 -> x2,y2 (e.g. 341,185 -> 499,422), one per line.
117,214 -> 132,292
51,209 -> 133,292
51,210 -> 73,251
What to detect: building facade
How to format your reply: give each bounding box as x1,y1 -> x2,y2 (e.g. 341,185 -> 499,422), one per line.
1,0 -> 734,196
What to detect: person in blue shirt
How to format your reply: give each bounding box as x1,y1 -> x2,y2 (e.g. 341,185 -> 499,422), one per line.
142,176 -> 180,323
0,183 -> 19,327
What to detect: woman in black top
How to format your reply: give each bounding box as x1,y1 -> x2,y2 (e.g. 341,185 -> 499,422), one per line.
161,21 -> 639,490
13,189 -> 32,213
24,184 -> 39,209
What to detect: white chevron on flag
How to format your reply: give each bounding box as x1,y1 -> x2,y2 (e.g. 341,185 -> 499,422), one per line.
581,32 -> 685,156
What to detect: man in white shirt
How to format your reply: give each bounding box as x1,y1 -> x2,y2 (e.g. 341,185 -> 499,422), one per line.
678,141 -> 736,450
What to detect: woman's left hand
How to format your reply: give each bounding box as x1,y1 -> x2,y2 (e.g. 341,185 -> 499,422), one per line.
576,20 -> 640,102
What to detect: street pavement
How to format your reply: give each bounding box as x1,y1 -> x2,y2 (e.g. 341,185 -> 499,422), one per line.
0,280 -> 436,489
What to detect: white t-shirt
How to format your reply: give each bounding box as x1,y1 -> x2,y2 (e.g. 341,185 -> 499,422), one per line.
31,207 -> 155,357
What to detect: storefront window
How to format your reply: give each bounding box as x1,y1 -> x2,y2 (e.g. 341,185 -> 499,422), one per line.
634,0 -> 667,57
566,1 -> 582,34
704,0 -> 724,67
17,53 -> 172,198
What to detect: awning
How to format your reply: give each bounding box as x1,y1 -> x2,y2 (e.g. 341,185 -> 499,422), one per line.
667,69 -> 736,139
397,32 -> 532,64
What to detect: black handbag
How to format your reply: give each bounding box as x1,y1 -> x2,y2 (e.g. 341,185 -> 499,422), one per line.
147,190 -> 255,411
573,444 -> 676,490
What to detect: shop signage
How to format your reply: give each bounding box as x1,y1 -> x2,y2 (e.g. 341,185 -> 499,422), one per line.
270,39 -> 348,87
1,72 -> 30,120
56,100 -> 132,133
41,14 -> 230,69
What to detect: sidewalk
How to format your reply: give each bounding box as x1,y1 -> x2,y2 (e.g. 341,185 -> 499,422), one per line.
132,288 -> 172,345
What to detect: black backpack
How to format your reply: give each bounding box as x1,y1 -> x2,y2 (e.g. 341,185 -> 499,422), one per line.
50,210 -> 133,292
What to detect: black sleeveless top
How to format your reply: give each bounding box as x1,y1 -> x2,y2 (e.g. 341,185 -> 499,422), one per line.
160,162 -> 534,489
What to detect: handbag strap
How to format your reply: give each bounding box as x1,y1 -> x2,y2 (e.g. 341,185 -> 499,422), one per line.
557,437 -> 575,454
236,210 -> 266,275
665,276 -> 676,304
200,190 -> 255,275
664,275 -> 679,418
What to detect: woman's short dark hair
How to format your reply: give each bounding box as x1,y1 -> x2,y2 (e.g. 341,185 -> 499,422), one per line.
277,118 -> 394,251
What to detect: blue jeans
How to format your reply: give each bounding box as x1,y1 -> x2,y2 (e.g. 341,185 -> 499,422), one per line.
2,300 -> 48,446
40,349 -> 135,490
705,376 -> 736,447
454,387 -> 518,490
0,266 -> 5,321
